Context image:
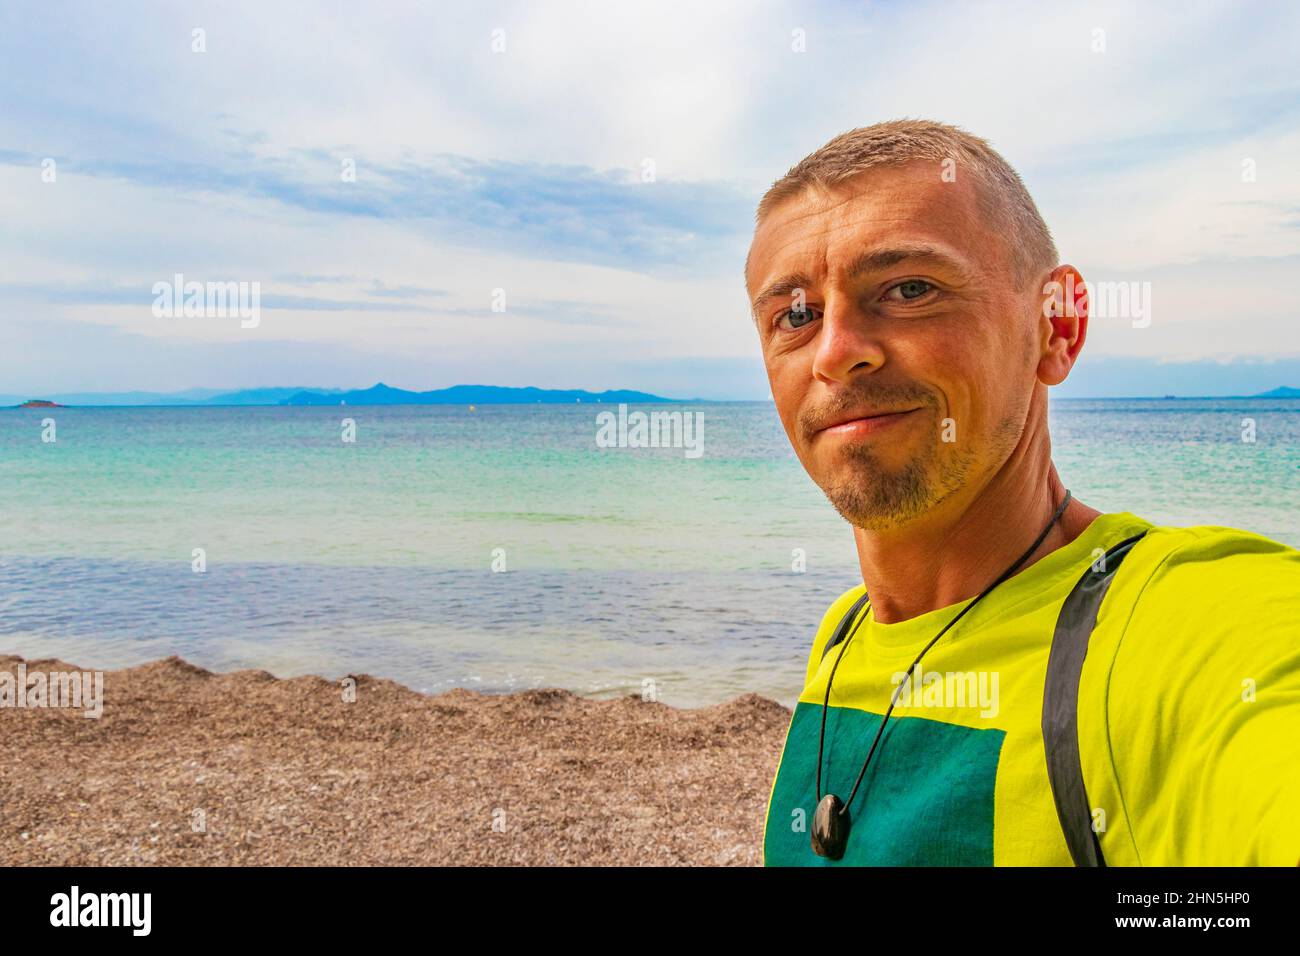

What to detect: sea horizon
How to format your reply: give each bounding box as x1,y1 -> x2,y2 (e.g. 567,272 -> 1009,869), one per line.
7,394 -> 1300,409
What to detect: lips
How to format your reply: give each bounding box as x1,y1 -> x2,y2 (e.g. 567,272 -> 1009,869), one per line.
815,407 -> 921,439
818,407 -> 918,430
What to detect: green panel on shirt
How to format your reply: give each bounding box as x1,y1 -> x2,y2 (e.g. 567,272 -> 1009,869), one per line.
764,701 -> 1005,866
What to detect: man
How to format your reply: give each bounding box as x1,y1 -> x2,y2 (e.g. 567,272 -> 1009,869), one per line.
747,119 -> 1300,866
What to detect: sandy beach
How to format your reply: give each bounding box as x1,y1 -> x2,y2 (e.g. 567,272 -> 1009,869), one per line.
0,654 -> 790,866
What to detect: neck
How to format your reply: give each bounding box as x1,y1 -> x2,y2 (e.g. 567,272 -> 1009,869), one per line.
852,414 -> 1102,624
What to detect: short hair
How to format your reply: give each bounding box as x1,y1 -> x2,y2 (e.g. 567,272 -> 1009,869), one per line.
753,119 -> 1058,287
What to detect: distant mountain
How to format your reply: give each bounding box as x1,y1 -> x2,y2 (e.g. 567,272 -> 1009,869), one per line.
1,381 -> 1291,406
281,383 -> 677,405
0,387 -> 336,406
205,387 -> 346,405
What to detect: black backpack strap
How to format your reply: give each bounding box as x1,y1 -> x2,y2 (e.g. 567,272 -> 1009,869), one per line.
1042,530 -> 1149,867
819,591 -> 872,663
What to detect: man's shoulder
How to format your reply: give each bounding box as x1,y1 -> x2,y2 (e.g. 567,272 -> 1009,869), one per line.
803,584 -> 868,685
1134,519 -> 1296,551
1101,520 -> 1299,656
1083,522 -> 1300,864
1120,521 -> 1299,595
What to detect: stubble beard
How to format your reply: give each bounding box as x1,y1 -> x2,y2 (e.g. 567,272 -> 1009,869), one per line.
818,410 -> 1022,531
821,434 -> 975,531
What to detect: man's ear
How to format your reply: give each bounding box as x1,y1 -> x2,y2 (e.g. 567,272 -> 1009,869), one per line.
1037,264 -> 1088,387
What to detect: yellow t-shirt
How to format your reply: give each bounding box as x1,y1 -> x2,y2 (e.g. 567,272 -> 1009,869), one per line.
762,511 -> 1300,866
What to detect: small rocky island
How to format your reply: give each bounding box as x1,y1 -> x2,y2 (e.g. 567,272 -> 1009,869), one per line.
15,399 -> 65,408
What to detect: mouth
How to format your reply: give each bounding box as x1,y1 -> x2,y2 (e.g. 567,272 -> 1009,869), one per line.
814,407 -> 922,440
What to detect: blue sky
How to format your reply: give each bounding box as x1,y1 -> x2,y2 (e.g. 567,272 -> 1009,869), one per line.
2,0 -> 1298,399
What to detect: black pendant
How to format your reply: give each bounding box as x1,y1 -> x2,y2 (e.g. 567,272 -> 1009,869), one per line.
811,793 -> 850,860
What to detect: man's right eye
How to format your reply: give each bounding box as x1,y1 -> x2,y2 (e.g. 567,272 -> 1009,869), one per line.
777,307 -> 819,331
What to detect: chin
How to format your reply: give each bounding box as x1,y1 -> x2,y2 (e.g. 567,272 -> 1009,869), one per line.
819,460 -> 937,531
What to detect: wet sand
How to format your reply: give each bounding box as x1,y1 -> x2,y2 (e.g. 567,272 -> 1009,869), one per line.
0,654 -> 790,866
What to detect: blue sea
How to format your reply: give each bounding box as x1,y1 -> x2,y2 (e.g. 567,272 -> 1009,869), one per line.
0,399 -> 1295,707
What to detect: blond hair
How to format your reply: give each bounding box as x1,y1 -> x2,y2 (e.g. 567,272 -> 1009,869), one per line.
754,119 -> 1058,285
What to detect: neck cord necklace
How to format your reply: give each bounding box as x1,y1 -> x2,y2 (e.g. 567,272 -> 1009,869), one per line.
810,489 -> 1073,860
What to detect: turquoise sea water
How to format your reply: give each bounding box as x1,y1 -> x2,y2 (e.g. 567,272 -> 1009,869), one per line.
0,399 -> 1295,707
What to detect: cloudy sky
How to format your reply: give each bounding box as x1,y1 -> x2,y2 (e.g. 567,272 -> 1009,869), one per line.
2,0 -> 1298,399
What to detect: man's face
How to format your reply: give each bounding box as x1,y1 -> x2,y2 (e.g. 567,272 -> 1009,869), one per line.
745,161 -> 1042,530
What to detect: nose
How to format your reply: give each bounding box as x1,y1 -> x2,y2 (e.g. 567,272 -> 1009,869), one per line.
810,292 -> 886,386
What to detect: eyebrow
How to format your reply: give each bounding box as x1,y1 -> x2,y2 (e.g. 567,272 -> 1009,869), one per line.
749,243 -> 970,319
750,272 -> 816,319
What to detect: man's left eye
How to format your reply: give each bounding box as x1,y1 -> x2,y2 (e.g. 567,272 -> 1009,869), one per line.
885,280 -> 934,301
